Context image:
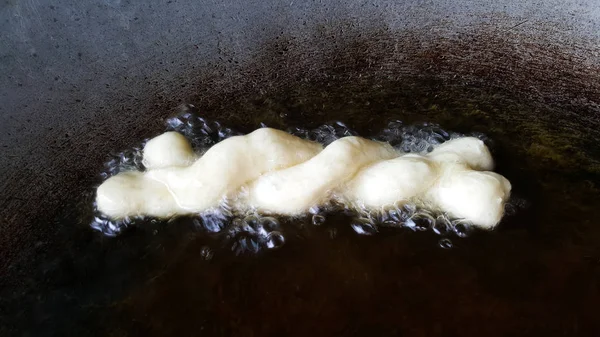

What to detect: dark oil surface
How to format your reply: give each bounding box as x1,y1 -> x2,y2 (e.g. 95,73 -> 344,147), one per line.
4,75 -> 600,337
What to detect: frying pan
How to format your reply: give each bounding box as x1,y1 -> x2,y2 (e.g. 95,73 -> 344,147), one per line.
1,1 -> 599,336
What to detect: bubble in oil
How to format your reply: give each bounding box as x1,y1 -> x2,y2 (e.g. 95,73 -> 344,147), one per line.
350,220 -> 378,236
266,231 -> 285,249
309,205 -> 321,215
199,246 -> 214,260
195,211 -> 229,233
384,207 -> 403,225
90,208 -> 138,237
164,106 -> 242,150
225,214 -> 286,255
451,219 -> 472,238
312,214 -> 326,226
374,120 -> 456,153
288,121 -> 358,146
100,143 -> 147,179
432,215 -> 452,236
231,234 -> 261,255
438,238 -> 453,249
410,210 -> 435,231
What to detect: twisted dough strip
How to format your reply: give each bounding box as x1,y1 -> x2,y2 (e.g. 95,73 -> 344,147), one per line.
96,128 -> 511,229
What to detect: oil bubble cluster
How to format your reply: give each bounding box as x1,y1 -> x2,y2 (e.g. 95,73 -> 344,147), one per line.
287,121 -> 358,146
91,199 -> 286,255
90,202 -> 140,237
309,201 -> 474,248
165,104 -> 242,150
92,107 -> 508,252
99,143 -> 146,179
374,120 -> 455,153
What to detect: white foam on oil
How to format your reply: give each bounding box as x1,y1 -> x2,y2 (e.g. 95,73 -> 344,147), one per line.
91,109 -> 517,253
